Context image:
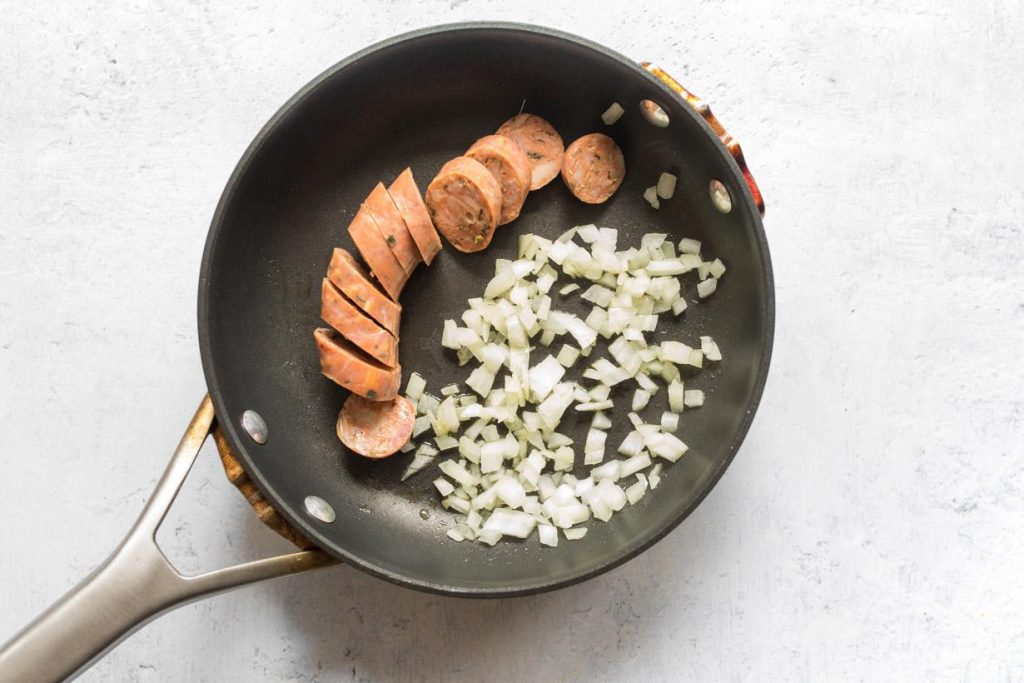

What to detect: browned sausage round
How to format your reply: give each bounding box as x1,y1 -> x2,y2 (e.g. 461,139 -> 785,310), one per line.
336,393 -> 415,459
424,156 -> 501,253
314,327 -> 401,401
466,134 -> 531,225
388,168 -> 442,265
495,113 -> 564,190
561,133 -> 625,204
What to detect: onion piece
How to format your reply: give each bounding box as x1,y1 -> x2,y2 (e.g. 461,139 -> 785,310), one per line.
700,335 -> 723,362
644,431 -> 689,462
405,373 -> 426,401
656,172 -> 677,199
649,463 -> 663,489
575,400 -> 613,412
584,428 -> 607,465
684,390 -> 705,408
434,477 -> 455,497
626,478 -> 648,505
697,278 -> 718,298
632,389 -> 651,412
527,354 -> 566,402
643,186 -> 660,209
666,379 -> 684,412
601,101 -> 625,125
564,528 -> 588,540
538,524 -> 559,547
660,411 -> 680,432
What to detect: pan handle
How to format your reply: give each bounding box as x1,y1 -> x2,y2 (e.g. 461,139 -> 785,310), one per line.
641,62 -> 765,217
0,395 -> 337,683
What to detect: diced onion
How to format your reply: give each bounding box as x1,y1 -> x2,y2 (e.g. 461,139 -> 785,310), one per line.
643,186 -> 660,209
412,227 -> 725,547
434,477 -> 455,497
601,101 -> 625,125
632,389 -> 651,411
697,278 -> 718,298
656,172 -> 677,199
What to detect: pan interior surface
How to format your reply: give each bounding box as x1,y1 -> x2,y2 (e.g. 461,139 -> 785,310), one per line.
199,24 -> 773,596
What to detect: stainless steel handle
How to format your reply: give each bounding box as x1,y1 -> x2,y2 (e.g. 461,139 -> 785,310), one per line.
0,396 -> 337,683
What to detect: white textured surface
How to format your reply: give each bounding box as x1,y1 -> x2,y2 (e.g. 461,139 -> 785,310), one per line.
2,2 -> 1023,681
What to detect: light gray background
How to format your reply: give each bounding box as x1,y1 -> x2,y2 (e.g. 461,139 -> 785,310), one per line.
2,1 -> 1022,681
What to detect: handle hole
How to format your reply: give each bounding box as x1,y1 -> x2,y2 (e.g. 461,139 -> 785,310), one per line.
709,179 -> 733,214
639,99 -> 670,128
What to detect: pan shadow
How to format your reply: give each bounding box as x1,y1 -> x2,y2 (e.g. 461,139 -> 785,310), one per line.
240,481 -> 737,683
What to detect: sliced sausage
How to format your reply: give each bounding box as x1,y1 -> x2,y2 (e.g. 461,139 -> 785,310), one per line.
561,133 -> 626,204
347,205 -> 408,301
387,168 -> 442,265
314,327 -> 401,401
320,278 -> 398,368
364,182 -> 421,274
327,248 -> 401,337
424,156 -> 501,253
336,394 -> 415,459
495,113 -> 564,190
466,134 -> 531,225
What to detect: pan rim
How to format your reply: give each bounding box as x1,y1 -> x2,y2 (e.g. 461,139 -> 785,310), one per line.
198,21 -> 775,598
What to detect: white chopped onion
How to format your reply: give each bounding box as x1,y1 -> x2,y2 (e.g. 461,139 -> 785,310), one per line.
683,389 -> 705,408
527,354 -> 566,402
434,477 -> 455,497
601,101 -> 625,125
700,335 -> 722,362
483,508 -> 536,538
584,427 -> 607,465
643,185 -> 660,209
631,388 -> 651,412
410,228 -> 725,547
620,452 -> 652,478
644,431 -> 689,462
656,172 -> 677,199
538,524 -> 559,547
697,278 -> 718,298
435,435 -> 459,451
626,478 -> 648,505
405,373 -> 426,400
668,379 -> 685,413
564,528 -> 588,540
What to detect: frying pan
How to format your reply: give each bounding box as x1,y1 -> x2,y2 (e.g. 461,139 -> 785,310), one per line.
0,22 -> 773,681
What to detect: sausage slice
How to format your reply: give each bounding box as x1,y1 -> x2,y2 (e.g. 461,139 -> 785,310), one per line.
314,328 -> 401,401
320,278 -> 398,368
561,133 -> 625,204
424,156 -> 501,253
388,168 -> 442,265
466,134 -> 532,225
364,182 -> 421,274
347,205 -> 408,301
495,113 -> 564,190
327,248 -> 401,337
336,394 -> 415,459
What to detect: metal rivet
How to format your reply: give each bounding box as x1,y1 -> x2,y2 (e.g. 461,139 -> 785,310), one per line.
304,495 -> 336,523
639,99 -> 670,128
241,410 -> 268,444
709,179 -> 733,214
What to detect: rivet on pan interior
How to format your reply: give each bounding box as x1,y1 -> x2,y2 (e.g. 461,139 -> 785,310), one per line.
240,410 -> 268,444
709,179 -> 733,214
304,496 -> 336,523
639,99 -> 670,128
